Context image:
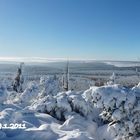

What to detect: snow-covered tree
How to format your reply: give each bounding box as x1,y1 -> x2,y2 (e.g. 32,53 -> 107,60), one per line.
62,61 -> 69,91
13,62 -> 24,92
39,75 -> 61,97
107,72 -> 116,85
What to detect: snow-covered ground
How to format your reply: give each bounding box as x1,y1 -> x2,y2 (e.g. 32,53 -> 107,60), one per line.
0,61 -> 140,140
0,73 -> 140,140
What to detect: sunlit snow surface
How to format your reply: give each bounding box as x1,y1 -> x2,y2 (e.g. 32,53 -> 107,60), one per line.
0,82 -> 140,140
0,61 -> 140,140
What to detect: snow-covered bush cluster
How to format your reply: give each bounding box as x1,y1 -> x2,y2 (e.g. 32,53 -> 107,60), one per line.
32,83 -> 140,139
84,84 -> 140,140
0,74 -> 140,140
30,91 -> 93,121
29,81 -> 140,139
6,75 -> 61,105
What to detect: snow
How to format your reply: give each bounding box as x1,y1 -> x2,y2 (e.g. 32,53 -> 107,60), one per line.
105,61 -> 140,67
19,82 -> 39,105
0,83 -> 7,103
39,75 -> 61,96
0,76 -> 140,140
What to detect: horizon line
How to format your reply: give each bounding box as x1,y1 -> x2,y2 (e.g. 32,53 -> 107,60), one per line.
0,57 -> 139,63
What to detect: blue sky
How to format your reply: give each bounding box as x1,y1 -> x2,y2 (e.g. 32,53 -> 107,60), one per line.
0,0 -> 140,60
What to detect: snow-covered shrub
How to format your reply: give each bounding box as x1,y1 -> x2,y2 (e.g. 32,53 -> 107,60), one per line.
19,81 -> 39,105
30,93 -> 69,120
30,90 -> 93,121
83,84 -> 140,139
31,95 -> 56,115
39,75 -> 61,96
67,91 -> 91,117
55,92 -> 72,120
